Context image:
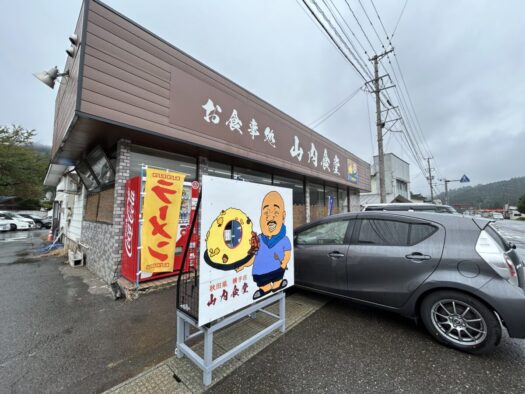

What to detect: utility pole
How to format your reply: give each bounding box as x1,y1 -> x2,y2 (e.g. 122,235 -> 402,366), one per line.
427,157 -> 434,202
370,49 -> 394,203
444,179 -> 449,205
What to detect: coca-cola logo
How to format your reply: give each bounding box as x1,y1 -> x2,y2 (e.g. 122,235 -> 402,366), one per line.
124,190 -> 135,258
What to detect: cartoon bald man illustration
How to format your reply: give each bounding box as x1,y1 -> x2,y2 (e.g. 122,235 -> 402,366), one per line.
237,191 -> 291,300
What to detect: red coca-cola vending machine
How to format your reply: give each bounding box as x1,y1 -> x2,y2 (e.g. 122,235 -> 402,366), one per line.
121,176 -> 199,283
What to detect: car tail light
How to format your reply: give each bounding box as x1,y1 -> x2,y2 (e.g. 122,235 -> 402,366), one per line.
476,230 -> 519,286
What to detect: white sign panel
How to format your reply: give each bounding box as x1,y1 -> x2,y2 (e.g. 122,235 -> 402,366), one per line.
198,175 -> 294,326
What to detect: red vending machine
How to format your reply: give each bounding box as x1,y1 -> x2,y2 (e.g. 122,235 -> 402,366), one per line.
121,176 -> 199,283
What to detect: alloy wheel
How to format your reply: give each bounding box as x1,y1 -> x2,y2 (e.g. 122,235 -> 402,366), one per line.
430,299 -> 487,346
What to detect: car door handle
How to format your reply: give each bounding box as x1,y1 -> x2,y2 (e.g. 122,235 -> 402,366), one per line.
328,251 -> 345,259
405,253 -> 431,262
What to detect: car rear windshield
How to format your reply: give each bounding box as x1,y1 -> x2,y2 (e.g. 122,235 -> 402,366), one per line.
486,224 -> 510,252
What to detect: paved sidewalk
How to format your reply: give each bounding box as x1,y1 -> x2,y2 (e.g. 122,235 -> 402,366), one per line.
104,291 -> 328,393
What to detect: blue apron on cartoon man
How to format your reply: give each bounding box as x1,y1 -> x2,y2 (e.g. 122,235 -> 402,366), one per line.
236,191 -> 291,300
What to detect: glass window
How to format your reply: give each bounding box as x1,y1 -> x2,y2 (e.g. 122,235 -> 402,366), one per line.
338,187 -> 348,212
208,161 -> 232,179
76,161 -> 98,191
273,175 -> 304,205
396,179 -> 408,198
233,167 -> 271,185
325,185 -> 337,212
358,219 -> 409,246
296,220 -> 349,245
86,146 -> 115,186
409,223 -> 437,245
130,146 -> 196,180
309,182 -> 324,206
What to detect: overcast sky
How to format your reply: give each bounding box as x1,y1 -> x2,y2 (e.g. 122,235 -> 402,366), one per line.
1,0 -> 524,195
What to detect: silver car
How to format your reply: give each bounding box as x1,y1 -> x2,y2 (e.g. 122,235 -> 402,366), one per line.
294,211 -> 525,354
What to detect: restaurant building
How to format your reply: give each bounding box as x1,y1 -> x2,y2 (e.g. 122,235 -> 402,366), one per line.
44,0 -> 371,284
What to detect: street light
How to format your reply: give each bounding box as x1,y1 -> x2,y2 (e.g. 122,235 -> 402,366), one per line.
33,66 -> 69,89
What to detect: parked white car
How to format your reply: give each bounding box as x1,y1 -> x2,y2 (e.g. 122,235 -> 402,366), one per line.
0,212 -> 34,231
0,219 -> 9,232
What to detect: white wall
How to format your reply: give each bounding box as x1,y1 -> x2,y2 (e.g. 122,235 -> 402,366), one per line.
53,174 -> 85,244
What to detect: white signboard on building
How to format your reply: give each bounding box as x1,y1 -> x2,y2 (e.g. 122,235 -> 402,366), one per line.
198,175 -> 294,326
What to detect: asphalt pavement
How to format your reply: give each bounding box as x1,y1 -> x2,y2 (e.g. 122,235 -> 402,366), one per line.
211,298 -> 525,393
0,243 -> 179,393
0,229 -> 47,265
493,219 -> 525,260
3,220 -> 525,393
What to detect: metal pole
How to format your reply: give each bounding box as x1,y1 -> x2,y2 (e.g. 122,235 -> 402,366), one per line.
427,158 -> 434,202
373,55 -> 386,203
444,179 -> 449,205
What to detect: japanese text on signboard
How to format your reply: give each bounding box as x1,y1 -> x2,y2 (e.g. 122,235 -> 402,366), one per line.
141,169 -> 186,273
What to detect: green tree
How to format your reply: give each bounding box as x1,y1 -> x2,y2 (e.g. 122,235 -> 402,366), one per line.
0,125 -> 49,202
518,194 -> 525,214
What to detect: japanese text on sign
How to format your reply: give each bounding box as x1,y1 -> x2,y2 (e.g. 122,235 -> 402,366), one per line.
141,168 -> 186,273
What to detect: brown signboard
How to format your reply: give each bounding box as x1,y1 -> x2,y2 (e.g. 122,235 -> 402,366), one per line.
169,66 -> 367,188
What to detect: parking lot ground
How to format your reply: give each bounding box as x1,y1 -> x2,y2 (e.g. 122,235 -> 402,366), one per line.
0,256 -> 179,394
493,219 -> 525,260
211,298 -> 525,393
0,229 -> 47,265
104,290 -> 329,394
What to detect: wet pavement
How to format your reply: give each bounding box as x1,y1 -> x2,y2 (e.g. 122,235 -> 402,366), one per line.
3,220 -> 525,393
0,255 -> 178,393
493,219 -> 525,260
0,229 -> 47,265
211,298 -> 525,393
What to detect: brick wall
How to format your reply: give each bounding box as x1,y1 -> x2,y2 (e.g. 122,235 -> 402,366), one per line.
81,221 -> 114,281
81,139 -> 131,283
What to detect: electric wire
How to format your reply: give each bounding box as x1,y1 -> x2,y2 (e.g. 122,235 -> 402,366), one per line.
303,0 -> 439,194
344,0 -> 376,55
323,0 -> 373,79
302,0 -> 368,81
370,0 -> 391,43
309,86 -> 363,128
327,0 -> 370,57
391,0 -> 409,40
357,0 -> 387,50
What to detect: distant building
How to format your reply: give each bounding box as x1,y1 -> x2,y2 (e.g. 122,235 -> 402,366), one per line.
361,153 -> 411,205
410,193 -> 426,203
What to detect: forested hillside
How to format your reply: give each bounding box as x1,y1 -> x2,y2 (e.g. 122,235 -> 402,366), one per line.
437,177 -> 525,208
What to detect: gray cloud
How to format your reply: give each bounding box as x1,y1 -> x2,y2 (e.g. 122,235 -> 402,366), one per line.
1,0 -> 523,195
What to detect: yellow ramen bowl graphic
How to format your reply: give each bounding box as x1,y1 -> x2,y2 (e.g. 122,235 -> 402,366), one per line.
204,208 -> 254,271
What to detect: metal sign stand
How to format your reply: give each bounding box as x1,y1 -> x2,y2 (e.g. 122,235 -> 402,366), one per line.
175,291 -> 285,386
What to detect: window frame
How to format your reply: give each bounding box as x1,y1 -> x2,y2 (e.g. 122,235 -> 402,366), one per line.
295,218 -> 354,246
352,216 -> 439,246
354,218 -> 410,246
408,222 -> 438,245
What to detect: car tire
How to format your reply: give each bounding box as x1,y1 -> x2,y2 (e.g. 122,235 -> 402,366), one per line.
10,223 -> 17,231
420,290 -> 501,354
36,222 -> 42,229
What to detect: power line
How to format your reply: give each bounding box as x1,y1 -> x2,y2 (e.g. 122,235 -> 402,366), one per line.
327,0 -> 370,58
323,0 -> 372,78
343,0 -> 376,55
309,86 -> 363,128
302,0 -> 368,81
357,0 -> 387,50
370,0 -> 391,42
391,0 -> 409,40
